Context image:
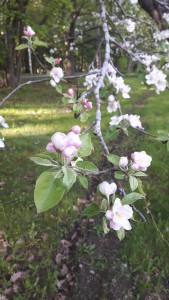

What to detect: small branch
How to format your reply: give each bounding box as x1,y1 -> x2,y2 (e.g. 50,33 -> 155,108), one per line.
93,0 -> 111,156
134,127 -> 157,138
0,79 -> 48,107
82,121 -> 96,133
32,49 -> 47,72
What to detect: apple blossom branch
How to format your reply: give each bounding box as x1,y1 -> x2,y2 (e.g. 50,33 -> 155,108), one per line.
92,0 -> 111,156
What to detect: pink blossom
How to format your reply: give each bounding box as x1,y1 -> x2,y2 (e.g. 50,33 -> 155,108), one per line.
61,146 -> 77,158
99,181 -> 117,198
119,157 -> 128,168
23,25 -> 35,37
131,151 -> 152,171
11,271 -> 23,283
85,101 -> 92,110
67,132 -> 82,148
51,132 -> 67,151
66,88 -> 75,98
55,57 -> 62,64
82,98 -> 87,104
46,142 -> 57,153
83,101 -> 93,110
70,125 -> 81,135
106,198 -> 133,231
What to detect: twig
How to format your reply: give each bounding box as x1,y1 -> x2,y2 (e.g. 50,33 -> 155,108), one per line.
0,79 -> 48,107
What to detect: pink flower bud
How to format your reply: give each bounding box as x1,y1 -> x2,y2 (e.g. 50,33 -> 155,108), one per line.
119,156 -> 128,168
61,146 -> 77,158
67,131 -> 82,149
82,98 -> 87,104
46,142 -> 57,153
70,125 -> 81,135
66,88 -> 75,98
55,58 -> 62,64
85,101 -> 92,110
51,132 -> 67,151
23,26 -> 35,37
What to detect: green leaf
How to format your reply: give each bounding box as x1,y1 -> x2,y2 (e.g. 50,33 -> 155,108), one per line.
15,44 -> 28,50
167,141 -> 169,151
134,171 -> 147,177
55,84 -> 62,94
117,228 -> 125,241
100,198 -> 108,212
76,161 -> 98,173
156,135 -> 169,142
62,167 -> 77,191
129,176 -> 138,191
44,55 -> 56,65
78,133 -> 94,157
122,192 -> 144,205
62,97 -> 68,104
137,179 -> 146,197
33,37 -> 48,47
114,171 -> 125,180
78,174 -> 88,189
80,112 -> 89,122
34,172 -> 66,213
30,156 -> 54,167
82,203 -> 100,217
102,217 -> 109,234
107,154 -> 120,165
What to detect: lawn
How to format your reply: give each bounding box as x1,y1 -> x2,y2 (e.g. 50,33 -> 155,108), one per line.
0,77 -> 169,299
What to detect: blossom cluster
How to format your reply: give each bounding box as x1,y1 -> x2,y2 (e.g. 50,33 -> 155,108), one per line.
125,19 -> 136,33
145,66 -> 167,94
110,114 -> 143,129
107,95 -> 119,113
107,64 -> 131,98
82,98 -> 93,110
83,70 -> 100,90
46,126 -> 82,159
119,151 -> 152,171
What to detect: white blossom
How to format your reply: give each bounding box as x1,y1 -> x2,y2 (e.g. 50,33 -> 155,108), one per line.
106,198 -> 133,231
50,67 -> 64,85
153,30 -> 169,41
99,181 -> 117,198
145,66 -> 167,94
125,19 -> 136,33
163,13 -> 169,23
130,0 -> 138,4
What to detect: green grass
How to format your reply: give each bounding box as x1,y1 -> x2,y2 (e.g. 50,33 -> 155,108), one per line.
0,77 -> 169,299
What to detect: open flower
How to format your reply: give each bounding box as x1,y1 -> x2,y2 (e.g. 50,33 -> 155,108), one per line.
106,198 -> 133,231
131,151 -> 152,171
50,67 -> 64,84
99,181 -> 117,198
